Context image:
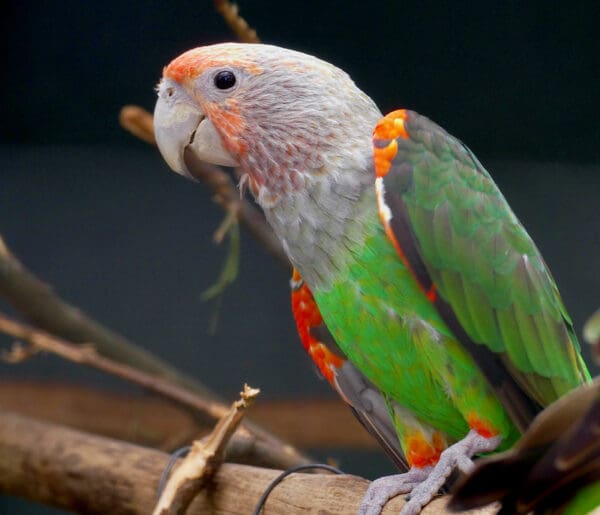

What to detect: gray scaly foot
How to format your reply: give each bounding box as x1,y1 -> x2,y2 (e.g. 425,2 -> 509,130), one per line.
402,430 -> 502,514
358,430 -> 502,515
358,466 -> 432,515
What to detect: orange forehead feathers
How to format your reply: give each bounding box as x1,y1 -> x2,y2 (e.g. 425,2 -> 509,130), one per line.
164,47 -> 263,83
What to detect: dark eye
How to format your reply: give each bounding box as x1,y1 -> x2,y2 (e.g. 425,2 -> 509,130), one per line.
214,70 -> 236,90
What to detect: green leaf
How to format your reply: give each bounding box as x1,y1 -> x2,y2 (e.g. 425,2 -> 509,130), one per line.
201,219 -> 240,301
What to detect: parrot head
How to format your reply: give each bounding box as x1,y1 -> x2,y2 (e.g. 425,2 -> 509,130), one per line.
154,43 -> 381,208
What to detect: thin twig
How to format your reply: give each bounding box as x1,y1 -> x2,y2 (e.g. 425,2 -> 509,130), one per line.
0,234 -> 220,399
583,307 -> 600,363
187,150 -> 290,269
154,384 -> 260,514
0,237 -> 13,259
120,105 -> 156,144
119,108 -> 291,269
213,0 -> 260,43
0,312 -> 310,469
213,203 -> 239,244
0,312 -> 226,420
116,6 -> 286,269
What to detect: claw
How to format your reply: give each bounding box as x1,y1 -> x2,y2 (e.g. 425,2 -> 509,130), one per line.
358,430 -> 502,514
358,467 -> 432,515
403,430 -> 502,514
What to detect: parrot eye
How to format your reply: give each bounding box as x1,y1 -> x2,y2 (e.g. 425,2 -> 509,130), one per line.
214,70 -> 236,90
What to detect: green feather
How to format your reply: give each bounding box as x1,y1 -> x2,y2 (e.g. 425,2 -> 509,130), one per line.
314,203 -> 516,446
387,111 -> 590,407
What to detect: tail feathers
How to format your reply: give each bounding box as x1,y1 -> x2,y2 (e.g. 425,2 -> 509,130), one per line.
335,361 -> 409,472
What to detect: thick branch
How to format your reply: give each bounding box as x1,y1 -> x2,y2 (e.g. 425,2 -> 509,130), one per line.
0,314 -> 310,470
0,380 -> 202,450
0,410 -> 495,514
0,380 -> 379,451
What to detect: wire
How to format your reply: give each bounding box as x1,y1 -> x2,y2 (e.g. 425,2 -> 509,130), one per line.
252,463 -> 345,515
156,445 -> 192,498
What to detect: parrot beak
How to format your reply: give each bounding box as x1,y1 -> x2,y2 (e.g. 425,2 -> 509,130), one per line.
154,79 -> 238,180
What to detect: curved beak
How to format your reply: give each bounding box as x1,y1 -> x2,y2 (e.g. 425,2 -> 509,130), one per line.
154,79 -> 238,180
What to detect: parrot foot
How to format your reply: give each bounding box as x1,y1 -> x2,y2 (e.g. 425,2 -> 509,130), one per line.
358,430 -> 502,515
402,430 -> 502,514
358,466 -> 432,515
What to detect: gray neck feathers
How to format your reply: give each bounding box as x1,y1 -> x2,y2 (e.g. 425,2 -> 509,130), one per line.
234,49 -> 383,289
262,151 -> 378,291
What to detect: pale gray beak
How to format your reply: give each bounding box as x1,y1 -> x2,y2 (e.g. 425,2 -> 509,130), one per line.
154,79 -> 238,180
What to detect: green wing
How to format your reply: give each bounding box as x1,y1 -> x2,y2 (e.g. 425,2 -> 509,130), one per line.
373,110 -> 589,418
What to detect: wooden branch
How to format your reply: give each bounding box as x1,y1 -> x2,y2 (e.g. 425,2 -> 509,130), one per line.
0,312 -> 225,420
0,313 -> 310,470
118,4 -> 277,266
154,385 -> 260,514
0,380 -> 380,451
213,0 -> 260,43
0,234 -> 218,399
0,380 -> 202,450
120,105 -> 156,144
185,151 -> 290,269
583,307 -> 600,363
0,409 -> 496,514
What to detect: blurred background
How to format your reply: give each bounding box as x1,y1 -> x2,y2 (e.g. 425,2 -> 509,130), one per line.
1,2 -> 598,513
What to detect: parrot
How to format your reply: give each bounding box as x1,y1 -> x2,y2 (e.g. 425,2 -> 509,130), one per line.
152,43 -> 591,514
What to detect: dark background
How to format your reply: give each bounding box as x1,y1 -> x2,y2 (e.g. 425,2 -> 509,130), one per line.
1,2 -> 599,513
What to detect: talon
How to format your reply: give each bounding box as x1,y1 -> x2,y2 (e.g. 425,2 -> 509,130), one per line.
358,467 -> 432,514
359,432 -> 502,514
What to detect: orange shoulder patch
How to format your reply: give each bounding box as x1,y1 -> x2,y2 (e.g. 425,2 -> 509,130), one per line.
373,110 -> 409,178
374,109 -> 409,140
